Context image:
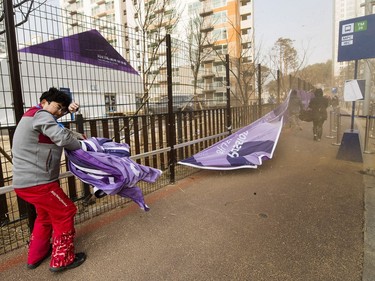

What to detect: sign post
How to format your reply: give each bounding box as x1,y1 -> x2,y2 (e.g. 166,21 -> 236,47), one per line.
336,14 -> 375,162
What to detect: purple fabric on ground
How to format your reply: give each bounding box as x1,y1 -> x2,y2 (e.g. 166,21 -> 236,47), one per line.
178,90 -> 298,170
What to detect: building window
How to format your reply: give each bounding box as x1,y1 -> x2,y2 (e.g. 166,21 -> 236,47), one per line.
105,93 -> 117,113
212,28 -> 227,40
214,44 -> 227,54
212,11 -> 226,25
213,92 -> 226,103
212,0 -> 226,9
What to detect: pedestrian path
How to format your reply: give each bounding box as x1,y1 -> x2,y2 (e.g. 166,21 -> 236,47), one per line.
0,116 -> 370,281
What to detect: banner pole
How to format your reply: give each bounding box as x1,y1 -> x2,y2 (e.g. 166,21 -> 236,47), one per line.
351,60 -> 358,131
225,54 -> 232,135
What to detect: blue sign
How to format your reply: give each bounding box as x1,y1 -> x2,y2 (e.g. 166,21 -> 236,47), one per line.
338,14 -> 375,62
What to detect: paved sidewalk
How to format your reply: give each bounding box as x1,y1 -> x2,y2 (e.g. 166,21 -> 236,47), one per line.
356,116 -> 375,281
0,115 -> 371,281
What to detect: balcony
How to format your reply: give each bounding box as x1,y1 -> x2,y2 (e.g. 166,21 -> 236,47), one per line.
201,22 -> 214,33
200,5 -> 213,17
241,33 -> 252,44
68,14 -> 83,26
67,2 -> 78,14
241,56 -> 253,64
240,3 -> 252,16
202,41 -> 214,48
241,18 -> 252,29
201,69 -> 215,78
93,5 -> 107,17
202,54 -> 215,63
202,84 -> 216,93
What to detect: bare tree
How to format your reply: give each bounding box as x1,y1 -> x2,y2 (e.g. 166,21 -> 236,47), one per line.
0,0 -> 44,35
206,19 -> 259,106
298,60 -> 332,89
271,38 -> 297,76
185,12 -> 212,109
267,37 -> 308,94
131,0 -> 182,114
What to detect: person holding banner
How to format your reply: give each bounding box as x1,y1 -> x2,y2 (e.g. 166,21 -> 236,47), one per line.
308,88 -> 329,141
12,88 -> 86,272
288,89 -> 303,130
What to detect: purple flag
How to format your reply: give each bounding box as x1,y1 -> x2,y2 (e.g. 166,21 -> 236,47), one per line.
66,138 -> 162,211
297,89 -> 315,109
178,93 -> 291,170
19,29 -> 138,75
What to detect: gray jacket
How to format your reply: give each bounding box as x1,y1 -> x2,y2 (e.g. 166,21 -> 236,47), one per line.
12,106 -> 81,188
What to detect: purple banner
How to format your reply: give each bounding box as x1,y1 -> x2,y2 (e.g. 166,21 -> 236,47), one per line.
19,29 -> 138,75
178,93 -> 292,170
297,89 -> 315,109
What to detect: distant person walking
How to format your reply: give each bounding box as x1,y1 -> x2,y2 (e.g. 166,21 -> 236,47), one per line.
308,88 -> 329,141
288,89 -> 303,131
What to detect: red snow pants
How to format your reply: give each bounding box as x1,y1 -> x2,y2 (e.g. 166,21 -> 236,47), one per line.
15,181 -> 77,267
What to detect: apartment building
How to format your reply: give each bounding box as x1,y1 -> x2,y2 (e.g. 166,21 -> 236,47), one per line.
198,0 -> 253,105
60,0 -> 254,105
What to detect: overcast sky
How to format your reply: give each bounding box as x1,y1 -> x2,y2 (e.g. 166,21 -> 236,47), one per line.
254,0 -> 333,66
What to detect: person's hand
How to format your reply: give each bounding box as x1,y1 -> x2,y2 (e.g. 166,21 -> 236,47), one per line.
68,101 -> 80,113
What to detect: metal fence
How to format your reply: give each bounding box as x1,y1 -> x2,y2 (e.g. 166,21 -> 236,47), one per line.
0,103 -> 275,255
0,1 -> 312,255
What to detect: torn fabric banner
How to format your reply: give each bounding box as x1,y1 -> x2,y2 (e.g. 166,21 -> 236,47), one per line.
178,93 -> 291,170
65,137 -> 162,211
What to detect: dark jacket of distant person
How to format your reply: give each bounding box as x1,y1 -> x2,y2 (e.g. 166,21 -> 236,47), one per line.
308,88 -> 329,121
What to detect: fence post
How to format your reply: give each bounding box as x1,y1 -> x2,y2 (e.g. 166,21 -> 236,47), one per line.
225,54 -> 232,134
257,64 -> 262,118
326,110 -> 335,139
0,156 -> 9,226
370,103 -> 375,138
277,70 -> 280,105
177,113 -> 183,160
166,34 -> 175,184
332,111 -> 341,146
76,114 -> 91,197
64,123 -> 78,200
4,0 -> 24,123
364,115 -> 374,154
4,0 -> 37,232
